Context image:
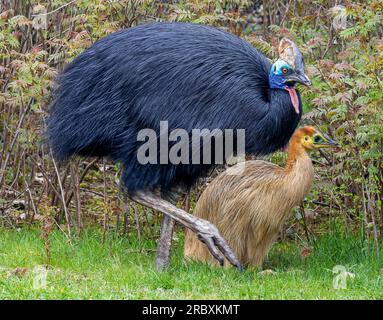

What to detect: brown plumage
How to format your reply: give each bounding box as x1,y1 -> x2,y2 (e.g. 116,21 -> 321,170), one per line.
184,126 -> 337,268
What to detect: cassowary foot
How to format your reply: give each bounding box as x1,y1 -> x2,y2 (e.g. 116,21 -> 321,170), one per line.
131,191 -> 242,270
155,215 -> 175,271
196,222 -> 241,269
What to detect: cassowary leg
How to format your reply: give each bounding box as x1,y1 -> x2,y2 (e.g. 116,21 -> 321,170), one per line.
155,189 -> 183,270
130,191 -> 242,270
155,215 -> 175,271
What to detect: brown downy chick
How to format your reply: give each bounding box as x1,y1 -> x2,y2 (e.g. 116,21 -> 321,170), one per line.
184,126 -> 337,268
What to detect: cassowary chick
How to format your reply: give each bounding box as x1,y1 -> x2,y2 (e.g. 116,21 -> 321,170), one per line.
184,126 -> 337,267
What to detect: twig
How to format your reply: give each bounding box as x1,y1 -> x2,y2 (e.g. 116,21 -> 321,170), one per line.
79,188 -> 104,198
308,200 -> 340,210
299,203 -> 311,244
279,0 -> 292,25
51,149 -> 71,239
0,98 -> 33,190
70,162 -> 82,237
361,180 -> 370,255
65,158 -> 99,207
29,156 -> 62,202
25,181 -> 38,225
102,159 -> 108,243
366,174 -> 379,259
132,204 -> 141,243
31,0 -> 78,16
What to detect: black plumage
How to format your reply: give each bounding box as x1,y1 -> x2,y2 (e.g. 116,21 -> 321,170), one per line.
47,22 -> 302,196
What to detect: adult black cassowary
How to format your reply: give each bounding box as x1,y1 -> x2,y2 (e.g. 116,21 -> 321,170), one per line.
47,22 -> 310,270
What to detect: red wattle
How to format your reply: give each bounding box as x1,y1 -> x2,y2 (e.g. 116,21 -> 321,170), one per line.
285,86 -> 300,114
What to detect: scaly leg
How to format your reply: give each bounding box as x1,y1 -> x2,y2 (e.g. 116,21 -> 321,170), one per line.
155,189 -> 182,271
155,215 -> 175,271
131,191 -> 242,270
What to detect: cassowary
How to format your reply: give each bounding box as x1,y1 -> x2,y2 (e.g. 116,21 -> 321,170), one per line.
47,22 -> 310,270
184,126 -> 337,267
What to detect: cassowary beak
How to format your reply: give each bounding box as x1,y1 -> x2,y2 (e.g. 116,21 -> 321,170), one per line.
287,73 -> 311,87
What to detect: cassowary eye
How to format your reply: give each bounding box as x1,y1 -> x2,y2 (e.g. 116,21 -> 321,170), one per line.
282,67 -> 289,74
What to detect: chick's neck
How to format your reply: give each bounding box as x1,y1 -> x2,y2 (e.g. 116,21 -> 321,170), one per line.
285,135 -> 310,172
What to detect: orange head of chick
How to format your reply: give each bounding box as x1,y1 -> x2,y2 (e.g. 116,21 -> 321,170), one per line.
287,126 -> 338,160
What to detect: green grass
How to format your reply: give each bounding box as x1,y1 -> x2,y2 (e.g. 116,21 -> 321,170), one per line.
0,226 -> 382,299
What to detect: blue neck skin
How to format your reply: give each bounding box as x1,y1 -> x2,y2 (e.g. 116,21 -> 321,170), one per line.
269,66 -> 295,90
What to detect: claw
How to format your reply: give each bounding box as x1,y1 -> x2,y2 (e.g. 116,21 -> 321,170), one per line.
198,234 -> 225,266
198,230 -> 242,270
213,233 -> 242,270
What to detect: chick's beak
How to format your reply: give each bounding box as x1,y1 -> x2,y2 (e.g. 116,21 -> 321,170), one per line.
317,133 -> 338,148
